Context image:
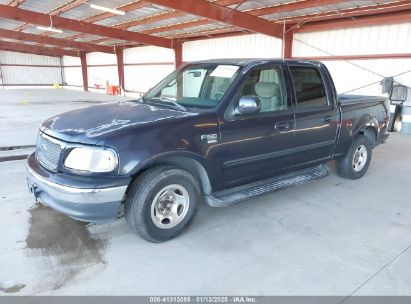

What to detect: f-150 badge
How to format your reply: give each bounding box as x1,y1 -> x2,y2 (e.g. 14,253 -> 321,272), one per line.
201,134 -> 218,144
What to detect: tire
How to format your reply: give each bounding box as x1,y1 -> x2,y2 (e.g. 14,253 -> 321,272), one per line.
125,165 -> 200,243
336,135 -> 372,180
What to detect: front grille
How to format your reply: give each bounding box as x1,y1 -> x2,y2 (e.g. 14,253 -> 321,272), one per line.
36,133 -> 63,171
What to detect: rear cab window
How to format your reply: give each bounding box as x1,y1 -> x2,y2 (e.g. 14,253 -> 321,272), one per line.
289,66 -> 329,110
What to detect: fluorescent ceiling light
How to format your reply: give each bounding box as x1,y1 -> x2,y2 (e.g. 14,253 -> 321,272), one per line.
89,4 -> 125,15
36,26 -> 63,33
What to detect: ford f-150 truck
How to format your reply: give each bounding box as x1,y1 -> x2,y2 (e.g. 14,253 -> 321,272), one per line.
27,59 -> 389,242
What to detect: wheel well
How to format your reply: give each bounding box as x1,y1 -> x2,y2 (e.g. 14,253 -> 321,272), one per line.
143,156 -> 212,195
359,127 -> 377,147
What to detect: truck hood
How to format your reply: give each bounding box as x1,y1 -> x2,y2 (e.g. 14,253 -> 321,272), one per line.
41,101 -> 196,144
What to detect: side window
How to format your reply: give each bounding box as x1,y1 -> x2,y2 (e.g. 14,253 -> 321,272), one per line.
290,67 -> 328,109
241,66 -> 286,113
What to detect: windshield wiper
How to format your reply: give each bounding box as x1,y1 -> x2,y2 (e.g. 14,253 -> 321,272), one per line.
129,96 -> 145,104
150,96 -> 187,112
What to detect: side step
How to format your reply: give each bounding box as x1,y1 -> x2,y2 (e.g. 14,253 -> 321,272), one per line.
205,165 -> 329,207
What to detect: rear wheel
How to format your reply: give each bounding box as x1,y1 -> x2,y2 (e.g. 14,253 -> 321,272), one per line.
336,135 -> 372,179
125,166 -> 200,243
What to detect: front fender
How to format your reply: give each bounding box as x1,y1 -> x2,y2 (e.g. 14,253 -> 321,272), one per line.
130,150 -> 208,175
128,151 -> 216,195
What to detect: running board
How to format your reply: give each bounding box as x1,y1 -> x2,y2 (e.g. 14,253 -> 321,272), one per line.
205,165 -> 330,207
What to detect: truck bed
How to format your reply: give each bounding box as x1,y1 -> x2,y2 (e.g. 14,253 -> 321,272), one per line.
333,93 -> 389,158
338,94 -> 387,105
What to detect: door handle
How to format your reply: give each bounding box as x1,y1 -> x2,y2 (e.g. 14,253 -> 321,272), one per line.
275,121 -> 291,131
322,116 -> 333,122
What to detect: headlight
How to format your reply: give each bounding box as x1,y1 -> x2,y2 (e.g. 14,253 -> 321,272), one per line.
64,147 -> 118,173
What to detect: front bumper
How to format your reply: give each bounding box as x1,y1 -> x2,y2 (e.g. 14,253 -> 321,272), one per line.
26,152 -> 129,222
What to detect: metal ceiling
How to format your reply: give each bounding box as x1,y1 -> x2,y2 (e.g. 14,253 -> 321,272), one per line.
261,0 -> 401,20
127,14 -> 201,32
19,0 -> 70,13
0,0 -> 409,55
0,18 -> 25,30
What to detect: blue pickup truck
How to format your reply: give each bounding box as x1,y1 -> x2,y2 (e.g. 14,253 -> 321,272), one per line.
27,59 -> 389,242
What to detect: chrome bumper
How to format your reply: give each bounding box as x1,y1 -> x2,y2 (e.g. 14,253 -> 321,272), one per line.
26,153 -> 128,222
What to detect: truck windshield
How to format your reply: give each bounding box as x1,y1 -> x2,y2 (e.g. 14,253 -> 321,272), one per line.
143,63 -> 241,109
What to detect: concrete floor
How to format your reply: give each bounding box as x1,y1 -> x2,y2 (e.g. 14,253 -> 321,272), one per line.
1,89 -> 411,297
0,88 -> 129,147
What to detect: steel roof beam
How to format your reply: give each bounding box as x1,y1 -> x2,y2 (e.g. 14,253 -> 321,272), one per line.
82,1 -> 149,23
143,19 -> 212,35
174,28 -> 247,41
113,0 -> 246,30
145,0 -> 283,38
0,28 -> 115,53
0,4 -> 173,48
280,1 -> 411,26
52,0 -> 89,16
65,0 -> 245,43
7,0 -> 25,7
0,40 -> 78,57
60,1 -> 150,41
158,1 -> 411,40
246,0 -> 349,17
131,0 -> 411,41
117,0 -> 348,38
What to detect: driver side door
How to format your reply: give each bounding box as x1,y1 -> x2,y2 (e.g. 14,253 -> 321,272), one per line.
219,64 -> 296,188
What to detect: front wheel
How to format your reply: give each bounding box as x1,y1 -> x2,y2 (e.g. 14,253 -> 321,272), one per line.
125,166 -> 200,243
336,135 -> 372,180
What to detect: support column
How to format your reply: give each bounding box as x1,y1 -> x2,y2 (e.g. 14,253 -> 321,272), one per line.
282,31 -> 293,59
116,47 -> 125,94
80,51 -> 88,91
174,39 -> 183,69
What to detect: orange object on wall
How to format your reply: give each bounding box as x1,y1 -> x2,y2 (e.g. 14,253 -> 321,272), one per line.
107,85 -> 120,95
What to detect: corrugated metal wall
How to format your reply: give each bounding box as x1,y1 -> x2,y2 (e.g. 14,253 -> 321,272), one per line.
62,56 -> 82,87
294,23 -> 411,57
87,52 -> 118,91
0,51 -> 62,86
62,47 -> 175,94
120,35 -> 282,95
318,59 -> 411,95
294,23 -> 411,95
123,46 -> 174,94
59,25 -> 411,97
117,34 -> 282,95
183,34 -> 282,61
62,53 -> 119,91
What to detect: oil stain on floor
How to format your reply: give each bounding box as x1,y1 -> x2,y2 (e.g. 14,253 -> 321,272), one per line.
0,283 -> 26,293
25,205 -> 109,290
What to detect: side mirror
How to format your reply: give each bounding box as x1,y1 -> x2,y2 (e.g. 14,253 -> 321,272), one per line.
188,71 -> 202,77
390,85 -> 408,105
235,96 -> 261,115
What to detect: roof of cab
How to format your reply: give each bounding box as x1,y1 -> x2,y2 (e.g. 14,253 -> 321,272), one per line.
187,58 -> 323,68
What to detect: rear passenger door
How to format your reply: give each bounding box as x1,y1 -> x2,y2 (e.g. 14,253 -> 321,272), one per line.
289,65 -> 338,166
